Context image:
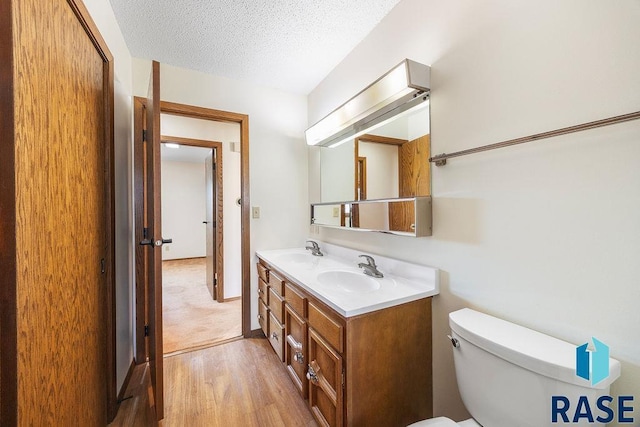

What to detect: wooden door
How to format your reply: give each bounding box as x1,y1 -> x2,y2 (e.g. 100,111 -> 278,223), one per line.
390,134 -> 431,232
0,0 -> 115,424
205,152 -> 217,299
144,60 -> 165,420
308,328 -> 343,427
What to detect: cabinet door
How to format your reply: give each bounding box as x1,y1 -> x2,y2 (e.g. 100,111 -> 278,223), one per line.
285,304 -> 308,398
308,328 -> 343,427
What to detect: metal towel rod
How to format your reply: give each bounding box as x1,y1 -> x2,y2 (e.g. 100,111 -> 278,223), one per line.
429,110 -> 640,166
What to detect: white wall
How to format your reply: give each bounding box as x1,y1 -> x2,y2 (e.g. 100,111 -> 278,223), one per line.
358,141 -> 399,199
160,114 -> 243,298
133,59 -> 309,317
83,0 -> 135,395
308,0 -> 640,423
161,160 -> 207,260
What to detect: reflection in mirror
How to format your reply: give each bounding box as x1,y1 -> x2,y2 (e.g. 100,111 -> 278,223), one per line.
311,197 -> 432,237
319,101 -> 430,203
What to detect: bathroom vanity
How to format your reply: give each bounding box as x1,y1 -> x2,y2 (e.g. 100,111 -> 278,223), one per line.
255,243 -> 439,427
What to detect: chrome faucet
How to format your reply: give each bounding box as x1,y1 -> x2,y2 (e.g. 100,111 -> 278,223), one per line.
305,240 -> 324,256
358,255 -> 383,278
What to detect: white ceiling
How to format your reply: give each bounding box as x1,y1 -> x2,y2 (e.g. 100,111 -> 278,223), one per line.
108,0 -> 402,94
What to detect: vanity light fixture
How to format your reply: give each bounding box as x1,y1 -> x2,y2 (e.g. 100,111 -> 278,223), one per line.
305,59 -> 431,148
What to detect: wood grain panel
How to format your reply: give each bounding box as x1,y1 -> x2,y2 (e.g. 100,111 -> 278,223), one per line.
346,299 -> 432,426
13,0 -> 111,424
399,134 -> 431,197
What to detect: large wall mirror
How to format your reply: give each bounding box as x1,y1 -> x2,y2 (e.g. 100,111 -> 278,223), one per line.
308,59 -> 432,236
319,101 -> 430,202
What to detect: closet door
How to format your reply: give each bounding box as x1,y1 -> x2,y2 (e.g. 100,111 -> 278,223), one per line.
0,0 -> 115,424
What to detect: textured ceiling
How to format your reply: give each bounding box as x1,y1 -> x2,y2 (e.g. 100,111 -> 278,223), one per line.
109,0 -> 402,94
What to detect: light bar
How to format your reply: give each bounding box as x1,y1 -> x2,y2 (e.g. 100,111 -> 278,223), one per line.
305,59 -> 430,147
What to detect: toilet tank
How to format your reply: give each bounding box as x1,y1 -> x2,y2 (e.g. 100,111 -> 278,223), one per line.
449,309 -> 621,427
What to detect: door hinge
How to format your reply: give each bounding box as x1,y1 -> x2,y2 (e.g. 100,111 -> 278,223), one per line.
342,370 -> 345,388
214,273 -> 218,288
100,258 -> 106,274
143,227 -> 149,239
144,325 -> 149,337
142,129 -> 147,141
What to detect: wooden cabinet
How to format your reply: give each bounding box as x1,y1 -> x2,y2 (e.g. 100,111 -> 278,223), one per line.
256,259 -> 432,427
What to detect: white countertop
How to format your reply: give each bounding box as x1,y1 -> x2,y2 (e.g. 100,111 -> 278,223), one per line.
256,243 -> 439,317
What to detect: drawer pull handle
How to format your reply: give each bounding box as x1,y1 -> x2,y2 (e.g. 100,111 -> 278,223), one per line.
286,334 -> 304,364
306,364 -> 319,384
286,335 -> 304,364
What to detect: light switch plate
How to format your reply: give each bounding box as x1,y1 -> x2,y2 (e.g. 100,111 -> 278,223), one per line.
252,206 -> 260,219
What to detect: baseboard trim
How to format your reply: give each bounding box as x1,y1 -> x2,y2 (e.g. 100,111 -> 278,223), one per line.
245,328 -> 266,339
117,358 -> 136,403
220,295 -> 241,302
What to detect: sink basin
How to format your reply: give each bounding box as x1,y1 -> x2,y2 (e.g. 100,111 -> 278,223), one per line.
317,270 -> 381,293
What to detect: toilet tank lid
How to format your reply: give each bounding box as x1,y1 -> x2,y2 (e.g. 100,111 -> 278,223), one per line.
449,308 -> 621,390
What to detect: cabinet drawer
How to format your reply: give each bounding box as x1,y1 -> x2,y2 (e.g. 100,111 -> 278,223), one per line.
258,278 -> 268,305
268,287 -> 284,324
308,301 -> 343,353
257,262 -> 269,283
258,299 -> 269,337
268,312 -> 284,362
268,270 -> 285,296
284,281 -> 307,317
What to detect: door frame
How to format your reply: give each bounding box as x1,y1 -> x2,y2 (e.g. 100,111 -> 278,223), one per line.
133,97 -> 251,363
160,135 -> 224,301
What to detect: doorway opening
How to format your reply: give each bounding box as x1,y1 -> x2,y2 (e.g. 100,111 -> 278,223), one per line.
159,133 -> 242,355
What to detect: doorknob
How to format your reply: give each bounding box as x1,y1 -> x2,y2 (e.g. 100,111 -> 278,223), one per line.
140,238 -> 172,247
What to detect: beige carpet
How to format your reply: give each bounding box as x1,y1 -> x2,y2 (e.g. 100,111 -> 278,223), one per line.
163,258 -> 242,355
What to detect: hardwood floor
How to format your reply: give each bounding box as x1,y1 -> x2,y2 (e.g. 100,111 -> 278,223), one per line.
110,338 -> 317,426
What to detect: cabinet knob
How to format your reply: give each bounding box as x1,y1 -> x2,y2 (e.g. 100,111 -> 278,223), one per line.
270,332 -> 279,341
294,351 -> 304,364
257,314 -> 262,320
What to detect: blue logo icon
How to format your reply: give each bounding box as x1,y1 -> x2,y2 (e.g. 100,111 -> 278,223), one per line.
576,338 -> 609,385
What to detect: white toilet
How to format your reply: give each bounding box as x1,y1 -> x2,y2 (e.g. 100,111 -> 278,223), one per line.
411,308 -> 621,427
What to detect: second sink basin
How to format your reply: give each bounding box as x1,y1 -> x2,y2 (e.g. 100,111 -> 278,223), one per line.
317,270 -> 381,293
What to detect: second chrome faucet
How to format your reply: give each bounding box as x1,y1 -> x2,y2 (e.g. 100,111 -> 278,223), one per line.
305,240 -> 324,256
358,255 -> 383,278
